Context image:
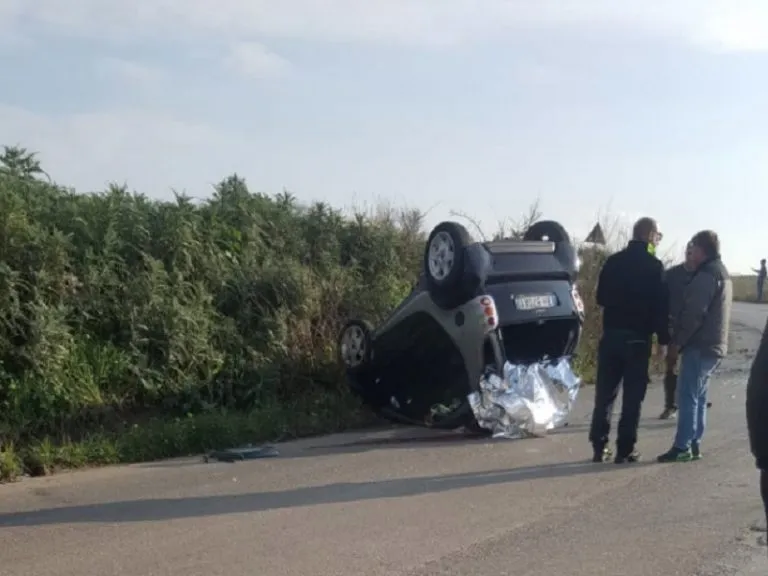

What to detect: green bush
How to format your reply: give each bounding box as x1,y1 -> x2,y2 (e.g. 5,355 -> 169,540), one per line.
0,145 -> 608,481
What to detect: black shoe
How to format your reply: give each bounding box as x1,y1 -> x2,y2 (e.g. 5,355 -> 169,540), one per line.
659,407 -> 677,420
615,451 -> 642,464
592,446 -> 613,463
657,446 -> 693,463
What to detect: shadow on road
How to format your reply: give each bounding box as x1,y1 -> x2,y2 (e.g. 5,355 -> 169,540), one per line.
298,418 -> 677,456
551,418 -> 677,436
0,459 -> 653,527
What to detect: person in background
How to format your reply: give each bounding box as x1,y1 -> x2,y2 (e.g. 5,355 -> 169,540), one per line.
746,317 -> 768,545
753,259 -> 767,302
659,242 -> 695,420
657,230 -> 731,463
589,217 -> 669,464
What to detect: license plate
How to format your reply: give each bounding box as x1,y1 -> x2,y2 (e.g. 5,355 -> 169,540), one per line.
514,293 -> 557,310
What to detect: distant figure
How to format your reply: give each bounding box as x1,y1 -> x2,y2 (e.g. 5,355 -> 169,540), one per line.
753,259 -> 767,301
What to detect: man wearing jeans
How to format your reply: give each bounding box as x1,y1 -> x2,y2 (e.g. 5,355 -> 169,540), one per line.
657,230 -> 732,463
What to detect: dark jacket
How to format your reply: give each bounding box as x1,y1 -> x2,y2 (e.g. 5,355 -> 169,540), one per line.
747,317 -> 768,469
673,257 -> 731,358
596,240 -> 670,345
666,263 -> 691,325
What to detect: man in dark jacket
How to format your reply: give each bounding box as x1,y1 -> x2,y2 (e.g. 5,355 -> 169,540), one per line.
659,243 -> 694,420
658,230 -> 731,462
589,217 -> 670,464
747,318 -> 768,535
754,259 -> 767,301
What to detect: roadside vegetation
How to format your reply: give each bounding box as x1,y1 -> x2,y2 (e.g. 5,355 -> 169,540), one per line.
732,275 -> 762,303
0,145 -> 619,482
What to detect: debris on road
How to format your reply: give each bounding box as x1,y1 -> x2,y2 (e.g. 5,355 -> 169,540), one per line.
204,444 -> 280,463
469,357 -> 581,438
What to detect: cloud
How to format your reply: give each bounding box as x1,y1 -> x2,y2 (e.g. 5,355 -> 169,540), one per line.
0,104 -> 242,197
4,0 -> 768,53
224,42 -> 291,79
98,57 -> 166,88
510,61 -> 563,87
690,8 -> 768,52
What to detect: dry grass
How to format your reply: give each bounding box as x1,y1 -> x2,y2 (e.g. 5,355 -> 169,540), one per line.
733,275 -> 765,303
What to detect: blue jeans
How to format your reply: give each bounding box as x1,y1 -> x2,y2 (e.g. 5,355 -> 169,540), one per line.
673,349 -> 720,450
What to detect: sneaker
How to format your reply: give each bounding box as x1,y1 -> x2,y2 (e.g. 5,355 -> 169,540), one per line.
615,451 -> 642,464
657,446 -> 693,463
592,446 -> 613,463
691,442 -> 702,460
659,408 -> 677,420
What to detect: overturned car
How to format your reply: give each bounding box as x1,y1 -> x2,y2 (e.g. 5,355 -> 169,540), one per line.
337,220 -> 585,438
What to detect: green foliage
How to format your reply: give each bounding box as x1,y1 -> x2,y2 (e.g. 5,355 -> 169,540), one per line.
0,145 -> 606,481
0,442 -> 22,480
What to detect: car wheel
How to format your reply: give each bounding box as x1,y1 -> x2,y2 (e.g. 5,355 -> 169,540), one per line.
423,221 -> 472,307
338,319 -> 373,372
524,220 -> 580,277
523,220 -> 571,244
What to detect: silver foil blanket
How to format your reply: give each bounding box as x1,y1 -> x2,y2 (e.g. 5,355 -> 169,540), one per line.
467,357 -> 581,439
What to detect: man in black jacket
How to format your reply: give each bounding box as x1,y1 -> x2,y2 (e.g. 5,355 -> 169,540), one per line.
747,317 -> 768,535
589,217 -> 670,464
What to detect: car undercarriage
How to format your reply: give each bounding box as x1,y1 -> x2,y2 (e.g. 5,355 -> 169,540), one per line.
338,220 -> 584,437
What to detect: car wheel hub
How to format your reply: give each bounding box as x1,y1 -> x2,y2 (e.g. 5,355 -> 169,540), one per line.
341,326 -> 366,367
428,231 -> 455,281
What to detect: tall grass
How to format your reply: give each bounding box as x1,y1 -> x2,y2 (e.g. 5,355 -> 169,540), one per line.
0,145 -> 613,481
732,275 -> 764,303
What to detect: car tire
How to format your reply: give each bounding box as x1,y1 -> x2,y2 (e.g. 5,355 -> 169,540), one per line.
338,319 -> 373,373
523,220 -> 579,277
523,220 -> 571,244
423,221 -> 472,308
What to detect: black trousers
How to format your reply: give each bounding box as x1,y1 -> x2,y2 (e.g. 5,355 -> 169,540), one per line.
663,367 -> 677,410
589,330 -> 651,457
761,470 -> 768,549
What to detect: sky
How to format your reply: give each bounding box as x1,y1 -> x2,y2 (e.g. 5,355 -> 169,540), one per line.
1,1 -> 767,273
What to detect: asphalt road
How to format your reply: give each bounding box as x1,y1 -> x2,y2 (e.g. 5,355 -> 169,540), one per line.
1,303 -> 767,576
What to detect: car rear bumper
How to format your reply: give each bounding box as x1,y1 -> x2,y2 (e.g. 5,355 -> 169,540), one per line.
484,279 -> 583,325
